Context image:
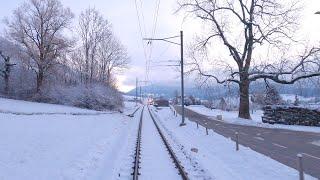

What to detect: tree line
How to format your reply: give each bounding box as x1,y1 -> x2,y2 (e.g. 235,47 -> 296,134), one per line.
0,0 -> 129,110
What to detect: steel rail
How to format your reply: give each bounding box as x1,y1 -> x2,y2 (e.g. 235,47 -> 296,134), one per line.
132,106 -> 189,180
147,106 -> 189,180
133,106 -> 144,180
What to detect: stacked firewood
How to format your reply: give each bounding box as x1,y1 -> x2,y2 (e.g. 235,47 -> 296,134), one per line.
262,105 -> 320,126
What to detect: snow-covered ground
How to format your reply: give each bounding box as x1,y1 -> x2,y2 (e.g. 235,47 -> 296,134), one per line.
151,107 -> 316,180
187,105 -> 320,133
0,98 -> 140,180
0,98 -> 106,115
281,94 -> 317,102
1,97 -> 317,180
139,108 -> 180,179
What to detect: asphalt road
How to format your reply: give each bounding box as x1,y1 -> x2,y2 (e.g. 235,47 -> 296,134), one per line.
174,106 -> 320,178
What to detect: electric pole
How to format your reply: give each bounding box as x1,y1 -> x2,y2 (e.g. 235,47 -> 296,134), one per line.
180,31 -> 186,126
135,79 -> 148,105
140,86 -> 142,102
143,30 -> 186,126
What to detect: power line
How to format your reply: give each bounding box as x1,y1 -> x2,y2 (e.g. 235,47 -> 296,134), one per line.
134,0 -> 163,84
134,0 -> 148,62
146,0 -> 161,82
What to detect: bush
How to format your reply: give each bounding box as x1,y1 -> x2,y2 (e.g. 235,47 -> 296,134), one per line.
32,83 -> 123,111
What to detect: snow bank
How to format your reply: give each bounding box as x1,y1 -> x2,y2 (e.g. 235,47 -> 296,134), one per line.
187,105 -> 320,133
281,94 -> 316,102
0,98 -> 140,180
152,107 -> 316,180
0,97 -> 97,114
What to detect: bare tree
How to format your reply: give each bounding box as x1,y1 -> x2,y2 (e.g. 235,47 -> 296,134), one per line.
5,0 -> 74,93
70,49 -> 85,83
78,7 -> 111,84
179,0 -> 320,119
98,35 -> 129,85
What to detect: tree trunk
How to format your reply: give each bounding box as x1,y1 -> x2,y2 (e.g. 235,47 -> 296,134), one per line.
106,68 -> 110,85
238,79 -> 251,119
4,73 -> 9,95
4,60 -> 10,95
36,71 -> 44,93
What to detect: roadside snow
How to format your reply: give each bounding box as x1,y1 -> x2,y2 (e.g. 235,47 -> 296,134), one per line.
0,97 -> 98,114
152,107 -> 316,180
0,98 -> 140,180
187,105 -> 320,133
281,94 -> 316,102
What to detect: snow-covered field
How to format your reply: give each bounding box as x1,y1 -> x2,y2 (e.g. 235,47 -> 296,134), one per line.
281,94 -> 317,102
187,105 -> 320,133
0,98 -> 140,180
151,107 -> 316,180
0,98 -> 105,115
0,97 -> 317,180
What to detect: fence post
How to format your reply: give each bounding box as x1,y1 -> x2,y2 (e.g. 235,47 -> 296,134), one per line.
206,127 -> 208,135
235,132 -> 239,151
197,122 -> 199,129
297,154 -> 304,180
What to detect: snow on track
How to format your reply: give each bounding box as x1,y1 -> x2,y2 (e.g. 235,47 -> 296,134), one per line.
150,107 -> 213,179
139,107 -> 181,180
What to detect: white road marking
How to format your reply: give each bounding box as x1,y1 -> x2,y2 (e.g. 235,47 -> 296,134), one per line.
239,132 -> 248,136
256,133 -> 261,136
310,140 -> 320,147
302,153 -> 320,160
272,143 -> 287,149
254,136 -> 264,141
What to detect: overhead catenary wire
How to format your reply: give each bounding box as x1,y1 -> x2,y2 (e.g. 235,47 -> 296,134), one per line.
146,0 -> 161,82
134,0 -> 162,83
134,0 -> 148,64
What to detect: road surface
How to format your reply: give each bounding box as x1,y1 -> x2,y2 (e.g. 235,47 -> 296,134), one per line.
175,106 -> 320,178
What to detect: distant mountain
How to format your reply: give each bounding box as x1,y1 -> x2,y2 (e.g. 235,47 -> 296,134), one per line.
126,85 -> 210,99
127,81 -> 320,100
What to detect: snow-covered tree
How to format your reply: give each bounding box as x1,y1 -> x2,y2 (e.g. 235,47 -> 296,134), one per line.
264,85 -> 282,105
5,0 -> 74,93
179,0 -> 320,119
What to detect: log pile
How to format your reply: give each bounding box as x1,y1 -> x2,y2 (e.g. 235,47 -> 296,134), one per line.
262,105 -> 320,126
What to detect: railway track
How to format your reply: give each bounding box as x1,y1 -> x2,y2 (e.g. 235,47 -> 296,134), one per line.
132,105 -> 189,180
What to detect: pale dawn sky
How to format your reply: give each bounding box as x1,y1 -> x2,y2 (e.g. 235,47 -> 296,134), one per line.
0,0 -> 319,92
